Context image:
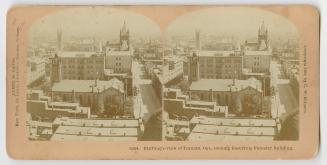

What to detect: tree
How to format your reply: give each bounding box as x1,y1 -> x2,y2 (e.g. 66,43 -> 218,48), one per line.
177,79 -> 190,92
277,111 -> 299,140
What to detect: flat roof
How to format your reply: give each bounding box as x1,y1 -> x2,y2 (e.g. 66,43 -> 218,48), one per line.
48,102 -> 90,114
106,50 -> 132,56
52,78 -> 124,93
190,116 -> 277,127
54,125 -> 138,137
29,121 -> 52,128
166,119 -> 189,127
189,78 -> 262,92
187,100 -> 215,106
244,50 -> 271,56
58,51 -> 99,58
192,124 -> 276,136
187,132 -> 274,141
242,68 -> 265,76
48,101 -> 79,107
53,117 -> 140,128
51,134 -> 138,141
197,50 -> 235,57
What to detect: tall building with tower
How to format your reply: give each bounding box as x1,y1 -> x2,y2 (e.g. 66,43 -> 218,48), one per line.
50,54 -> 62,84
258,21 -> 269,50
243,21 -> 270,51
188,52 -> 200,82
120,21 -> 130,51
242,21 -> 272,74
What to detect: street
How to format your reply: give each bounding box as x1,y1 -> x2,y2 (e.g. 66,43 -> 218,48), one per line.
270,61 -> 299,119
132,60 -> 161,122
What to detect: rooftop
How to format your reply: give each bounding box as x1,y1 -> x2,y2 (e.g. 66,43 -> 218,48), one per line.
192,124 -> 276,136
58,51 -> 99,58
244,50 -> 271,56
197,50 -> 235,57
190,116 -> 277,127
189,78 -> 262,92
106,50 -> 132,56
187,132 -> 274,141
54,125 -> 138,137
53,117 -> 140,128
51,134 -> 138,141
52,78 -> 124,93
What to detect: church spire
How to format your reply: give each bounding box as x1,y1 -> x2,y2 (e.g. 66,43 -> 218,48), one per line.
258,20 -> 266,35
121,20 -> 128,34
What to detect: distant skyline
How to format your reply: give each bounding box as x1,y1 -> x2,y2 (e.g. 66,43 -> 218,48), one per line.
29,7 -> 299,44
165,7 -> 299,41
28,7 -> 162,42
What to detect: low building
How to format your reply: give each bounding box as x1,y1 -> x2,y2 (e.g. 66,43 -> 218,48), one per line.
27,90 -> 91,121
164,88 -> 228,119
51,78 -> 125,114
189,78 -> 265,114
187,115 -> 280,141
51,117 -> 144,141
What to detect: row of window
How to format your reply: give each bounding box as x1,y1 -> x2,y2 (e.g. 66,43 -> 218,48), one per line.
199,58 -> 242,63
63,70 -> 102,74
62,59 -> 102,63
63,65 -> 103,69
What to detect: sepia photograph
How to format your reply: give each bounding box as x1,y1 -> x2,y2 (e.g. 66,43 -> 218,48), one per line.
161,7 -> 300,141
26,6 -> 300,142
26,7 -> 163,141
5,4 -> 320,159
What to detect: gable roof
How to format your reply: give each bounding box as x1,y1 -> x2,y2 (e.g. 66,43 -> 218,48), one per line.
52,78 -> 124,93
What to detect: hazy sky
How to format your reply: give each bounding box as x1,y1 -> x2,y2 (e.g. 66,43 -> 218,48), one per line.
165,7 -> 299,40
29,7 -> 299,42
29,7 -> 162,41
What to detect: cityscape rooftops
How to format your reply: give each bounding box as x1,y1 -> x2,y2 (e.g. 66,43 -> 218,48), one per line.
106,50 -> 132,56
242,68 -> 265,76
47,101 -> 90,114
51,134 -> 138,141
192,124 -> 276,136
58,51 -> 99,58
189,78 -> 262,92
53,125 -> 138,137
104,69 -> 127,77
244,50 -> 271,56
187,100 -> 216,106
190,116 -> 277,127
27,100 -> 91,116
52,78 -> 124,93
197,50 -> 235,57
53,117 -> 140,128
187,132 -> 274,141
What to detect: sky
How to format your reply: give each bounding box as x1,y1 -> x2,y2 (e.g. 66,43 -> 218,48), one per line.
28,6 -> 299,43
28,7 -> 162,42
165,7 -> 299,40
